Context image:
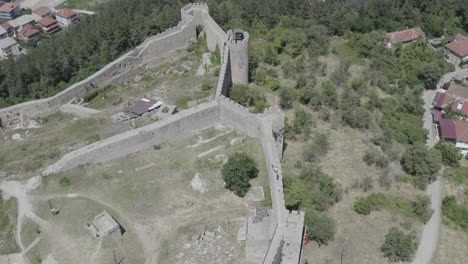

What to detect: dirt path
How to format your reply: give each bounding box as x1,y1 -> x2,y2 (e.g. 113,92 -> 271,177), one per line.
412,68 -> 468,264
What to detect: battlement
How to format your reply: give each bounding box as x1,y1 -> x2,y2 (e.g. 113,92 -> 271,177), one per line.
182,2 -> 209,13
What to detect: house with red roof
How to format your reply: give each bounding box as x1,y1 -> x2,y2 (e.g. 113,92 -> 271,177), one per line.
38,17 -> 60,35
55,9 -> 78,28
33,6 -> 53,19
445,34 -> 468,65
433,83 -> 468,155
0,2 -> 20,20
383,27 -> 425,48
1,22 -> 14,38
18,24 -> 40,43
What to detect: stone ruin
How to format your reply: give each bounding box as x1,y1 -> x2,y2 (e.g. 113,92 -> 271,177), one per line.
87,211 -> 122,239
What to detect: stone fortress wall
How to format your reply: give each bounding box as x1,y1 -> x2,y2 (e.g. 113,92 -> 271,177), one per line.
4,3 -> 305,263
0,6 -> 199,128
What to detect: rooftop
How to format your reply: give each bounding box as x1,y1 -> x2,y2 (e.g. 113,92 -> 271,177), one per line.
127,98 -> 162,116
38,17 -> 57,27
56,9 -> 77,19
445,34 -> 468,58
454,120 -> 468,142
9,15 -> 36,29
0,2 -> 18,13
19,25 -> 40,38
1,22 -> 11,30
93,211 -> 120,237
41,255 -> 59,264
385,27 -> 424,44
447,83 -> 468,99
0,37 -> 17,49
439,118 -> 457,140
33,6 -> 52,17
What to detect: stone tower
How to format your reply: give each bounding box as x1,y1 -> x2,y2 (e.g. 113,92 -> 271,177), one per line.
229,29 -> 249,85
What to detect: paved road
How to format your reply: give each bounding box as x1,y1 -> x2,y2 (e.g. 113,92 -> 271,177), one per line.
412,68 -> 468,264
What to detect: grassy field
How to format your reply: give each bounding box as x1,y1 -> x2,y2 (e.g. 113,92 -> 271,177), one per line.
0,112 -> 119,177
0,196 -> 19,255
22,125 -> 268,264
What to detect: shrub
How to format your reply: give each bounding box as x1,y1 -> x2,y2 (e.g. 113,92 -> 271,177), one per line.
162,106 -> 169,113
222,153 -> 258,197
363,148 -> 388,168
341,107 -> 372,129
303,133 -> 329,162
153,145 -> 161,150
293,108 -> 312,136
58,177 -> 71,187
353,193 -> 432,222
381,227 -> 417,262
279,88 -> 294,109
442,196 -> 468,231
201,80 -> 213,91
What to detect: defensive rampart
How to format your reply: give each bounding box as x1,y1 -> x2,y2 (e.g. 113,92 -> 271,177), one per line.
43,101 -> 220,175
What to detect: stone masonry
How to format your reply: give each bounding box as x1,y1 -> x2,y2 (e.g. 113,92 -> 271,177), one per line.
4,3 -> 305,263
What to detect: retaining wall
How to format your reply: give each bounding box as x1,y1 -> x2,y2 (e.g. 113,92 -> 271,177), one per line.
43,101 -> 220,175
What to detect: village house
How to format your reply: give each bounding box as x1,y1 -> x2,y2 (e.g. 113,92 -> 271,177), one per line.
1,22 -> 15,38
0,2 -> 20,20
0,37 -> 20,59
32,6 -> 53,19
0,26 -> 7,39
433,83 -> 468,155
383,27 -> 424,48
8,15 -> 37,33
55,9 -> 78,28
18,24 -> 40,43
445,34 -> 468,65
38,17 -> 60,35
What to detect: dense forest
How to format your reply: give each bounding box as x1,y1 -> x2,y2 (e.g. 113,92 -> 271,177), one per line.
1,0 -> 468,107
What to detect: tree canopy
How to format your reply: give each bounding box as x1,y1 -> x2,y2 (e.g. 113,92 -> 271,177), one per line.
221,152 -> 258,197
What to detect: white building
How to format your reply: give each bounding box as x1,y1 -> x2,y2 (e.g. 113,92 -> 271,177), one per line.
55,9 -> 78,28
0,37 -> 20,59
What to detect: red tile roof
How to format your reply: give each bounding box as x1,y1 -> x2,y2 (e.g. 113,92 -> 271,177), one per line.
385,28 -> 424,44
1,22 -> 11,30
433,110 -> 443,122
445,34 -> 468,58
447,83 -> 468,99
439,119 -> 457,140
454,120 -> 468,142
33,6 -> 52,17
0,2 -> 18,13
56,9 -> 77,19
38,17 -> 57,27
19,24 -> 39,38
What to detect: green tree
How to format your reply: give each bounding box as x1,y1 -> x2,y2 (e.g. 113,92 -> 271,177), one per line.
222,153 -> 259,197
381,227 -> 417,262
418,63 -> 443,90
401,144 -> 442,188
434,141 -> 462,167
305,210 -> 336,246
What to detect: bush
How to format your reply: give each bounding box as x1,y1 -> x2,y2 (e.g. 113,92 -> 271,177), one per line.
442,196 -> 468,231
222,153 -> 258,197
303,133 -> 329,162
353,193 -> 432,222
153,145 -> 161,150
381,227 -> 417,262
162,106 -> 169,113
58,177 -> 71,187
320,81 -> 338,108
201,80 -> 213,91
341,107 -> 372,129
434,141 -> 462,167
363,148 -> 388,168
279,88 -> 294,109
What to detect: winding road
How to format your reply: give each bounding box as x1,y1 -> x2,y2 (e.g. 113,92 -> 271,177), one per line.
412,67 -> 468,264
